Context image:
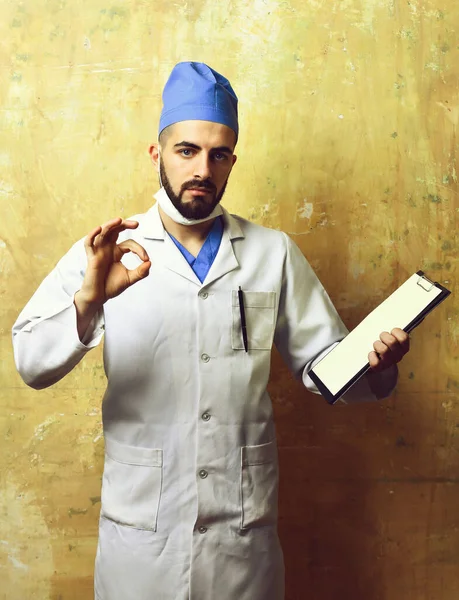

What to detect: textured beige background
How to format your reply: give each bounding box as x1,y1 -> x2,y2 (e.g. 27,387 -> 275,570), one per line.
1,1 -> 458,598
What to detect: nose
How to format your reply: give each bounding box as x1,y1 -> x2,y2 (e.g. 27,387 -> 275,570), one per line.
194,153 -> 212,181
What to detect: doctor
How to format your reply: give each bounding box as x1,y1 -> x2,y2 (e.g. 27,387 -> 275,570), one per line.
13,62 -> 409,600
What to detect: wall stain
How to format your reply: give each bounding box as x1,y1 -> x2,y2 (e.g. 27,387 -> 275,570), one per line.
68,508 -> 88,518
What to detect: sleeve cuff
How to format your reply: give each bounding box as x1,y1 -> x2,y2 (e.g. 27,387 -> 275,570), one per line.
21,298 -> 105,349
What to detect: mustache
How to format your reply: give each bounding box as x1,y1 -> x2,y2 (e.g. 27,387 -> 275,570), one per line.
181,179 -> 216,193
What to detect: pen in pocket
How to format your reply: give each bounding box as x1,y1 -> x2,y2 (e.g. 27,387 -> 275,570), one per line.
238,286 -> 248,353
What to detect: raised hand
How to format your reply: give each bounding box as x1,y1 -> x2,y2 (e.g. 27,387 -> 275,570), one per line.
74,218 -> 151,339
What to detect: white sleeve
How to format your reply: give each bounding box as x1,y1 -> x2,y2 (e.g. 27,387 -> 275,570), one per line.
12,239 -> 105,390
274,233 -> 396,403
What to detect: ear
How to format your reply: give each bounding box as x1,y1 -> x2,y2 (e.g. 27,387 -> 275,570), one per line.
232,154 -> 237,167
149,143 -> 160,171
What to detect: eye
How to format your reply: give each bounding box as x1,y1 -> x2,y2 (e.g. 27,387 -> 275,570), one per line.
213,152 -> 228,162
179,148 -> 194,157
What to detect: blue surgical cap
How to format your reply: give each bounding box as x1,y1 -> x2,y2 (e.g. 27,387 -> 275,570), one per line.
159,62 -> 239,139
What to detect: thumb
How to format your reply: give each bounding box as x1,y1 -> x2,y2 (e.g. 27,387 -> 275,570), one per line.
127,261 -> 151,286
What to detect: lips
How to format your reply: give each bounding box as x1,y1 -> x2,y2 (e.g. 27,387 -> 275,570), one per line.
188,188 -> 211,196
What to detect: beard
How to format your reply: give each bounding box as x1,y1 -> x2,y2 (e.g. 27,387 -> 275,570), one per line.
159,161 -> 228,220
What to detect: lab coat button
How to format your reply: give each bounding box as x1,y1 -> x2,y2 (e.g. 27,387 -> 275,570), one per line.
199,291 -> 209,299
202,412 -> 211,421
201,354 -> 210,363
198,526 -> 207,534
199,469 -> 208,479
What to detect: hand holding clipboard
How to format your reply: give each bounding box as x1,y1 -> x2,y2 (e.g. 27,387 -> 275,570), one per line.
309,271 -> 451,404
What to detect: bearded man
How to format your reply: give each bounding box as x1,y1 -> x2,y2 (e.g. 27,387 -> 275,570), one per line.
13,62 -> 409,600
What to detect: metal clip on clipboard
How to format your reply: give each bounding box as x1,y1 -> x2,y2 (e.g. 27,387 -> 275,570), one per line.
417,273 -> 435,292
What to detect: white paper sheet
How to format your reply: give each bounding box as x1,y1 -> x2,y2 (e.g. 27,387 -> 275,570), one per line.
311,273 -> 444,397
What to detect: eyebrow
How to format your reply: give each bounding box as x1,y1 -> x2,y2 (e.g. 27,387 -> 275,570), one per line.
174,141 -> 233,154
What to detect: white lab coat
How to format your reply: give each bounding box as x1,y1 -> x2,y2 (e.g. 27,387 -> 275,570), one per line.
13,202 -> 387,600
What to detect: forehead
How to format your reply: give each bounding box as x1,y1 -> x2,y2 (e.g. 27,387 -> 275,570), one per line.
165,120 -> 236,149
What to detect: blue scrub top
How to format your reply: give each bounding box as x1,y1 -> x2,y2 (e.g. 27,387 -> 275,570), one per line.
168,216 -> 224,283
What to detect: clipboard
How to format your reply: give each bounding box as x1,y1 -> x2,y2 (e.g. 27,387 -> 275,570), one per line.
309,271 -> 451,405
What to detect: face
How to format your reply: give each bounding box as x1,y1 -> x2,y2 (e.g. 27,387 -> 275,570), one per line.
150,120 -> 237,220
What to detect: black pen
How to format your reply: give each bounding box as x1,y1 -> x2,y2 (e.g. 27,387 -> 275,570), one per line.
238,286 -> 248,353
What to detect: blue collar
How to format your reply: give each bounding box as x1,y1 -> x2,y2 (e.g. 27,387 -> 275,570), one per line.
168,216 -> 224,283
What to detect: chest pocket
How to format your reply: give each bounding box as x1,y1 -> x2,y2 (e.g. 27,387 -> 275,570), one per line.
231,290 -> 277,351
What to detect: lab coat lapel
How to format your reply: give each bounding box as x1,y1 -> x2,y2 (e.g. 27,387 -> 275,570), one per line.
137,203 -> 201,286
162,235 -> 202,286
138,203 -> 244,287
202,208 -> 244,287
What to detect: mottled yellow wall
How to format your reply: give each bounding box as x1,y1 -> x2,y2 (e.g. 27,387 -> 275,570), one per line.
1,1 -> 458,598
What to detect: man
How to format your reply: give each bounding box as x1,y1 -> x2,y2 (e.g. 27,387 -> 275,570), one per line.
13,62 -> 409,600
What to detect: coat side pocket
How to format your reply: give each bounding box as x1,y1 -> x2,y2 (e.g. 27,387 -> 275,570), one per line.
101,437 -> 163,531
240,440 -> 279,529
231,291 -> 276,350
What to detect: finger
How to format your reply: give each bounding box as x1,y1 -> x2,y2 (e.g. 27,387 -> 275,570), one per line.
391,327 -> 410,353
380,331 -> 406,362
368,350 -> 382,370
371,342 -> 390,369
84,225 -> 102,257
97,219 -> 139,245
373,339 -> 389,356
117,240 -> 150,262
97,217 -> 122,241
373,336 -> 402,366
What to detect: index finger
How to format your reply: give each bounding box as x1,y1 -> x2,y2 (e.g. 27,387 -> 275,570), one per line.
97,219 -> 139,243
118,239 -> 150,262
121,220 -> 139,229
